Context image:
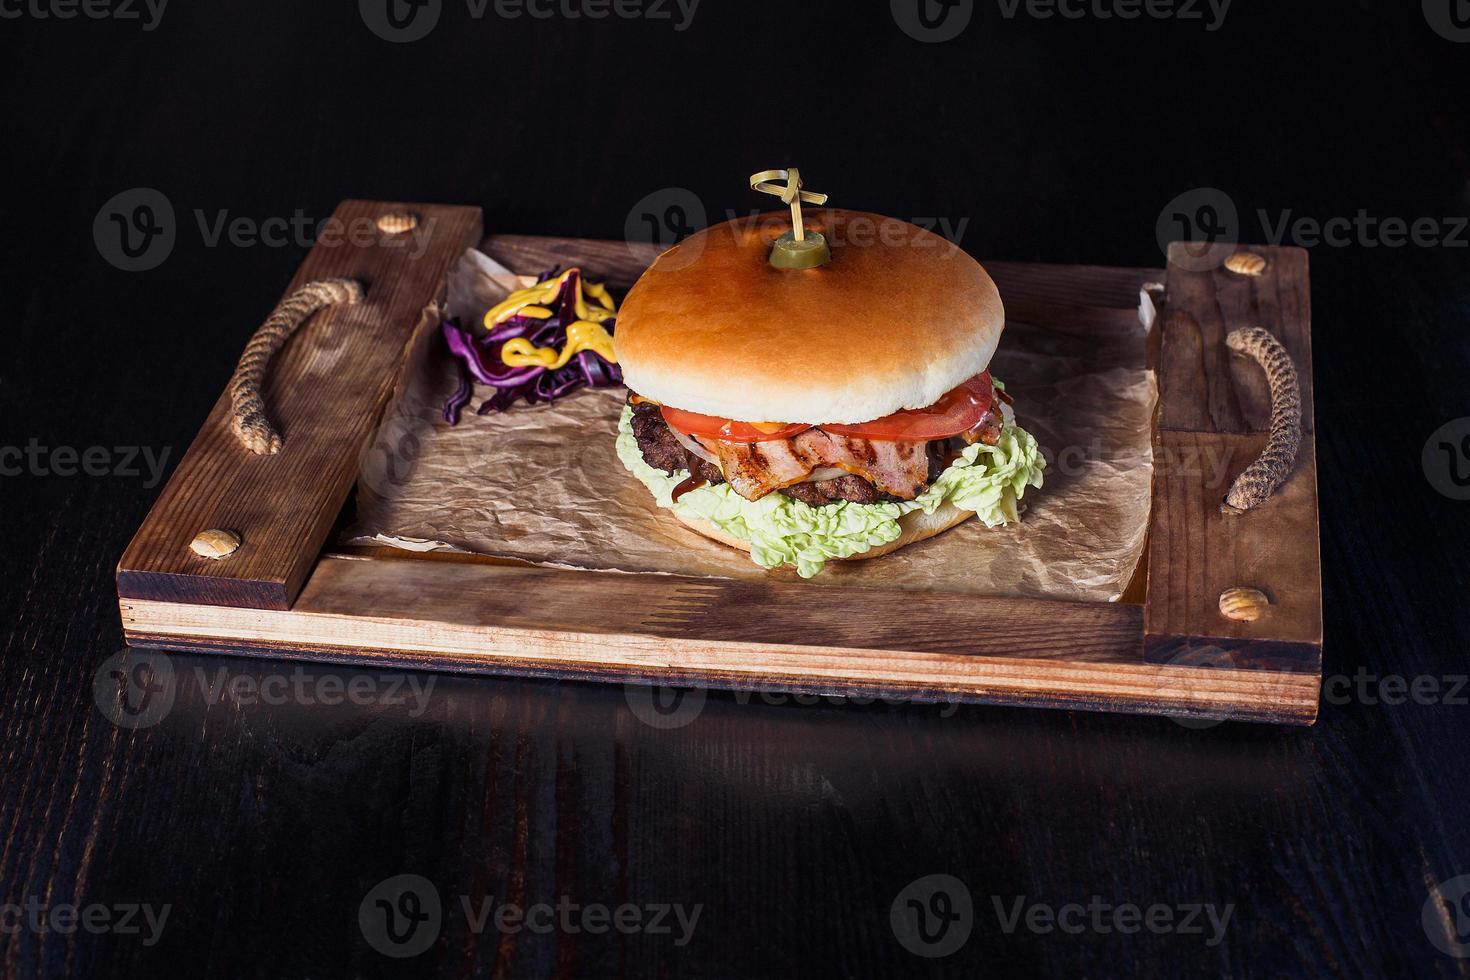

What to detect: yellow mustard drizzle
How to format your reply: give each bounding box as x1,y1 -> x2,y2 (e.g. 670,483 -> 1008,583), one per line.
501,321 -> 618,370
484,268 -> 619,369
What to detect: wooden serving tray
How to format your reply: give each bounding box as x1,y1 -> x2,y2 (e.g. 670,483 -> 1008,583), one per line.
116,200 -> 1323,725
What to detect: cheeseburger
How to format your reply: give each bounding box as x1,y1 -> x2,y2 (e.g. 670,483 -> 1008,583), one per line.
612,209 -> 1044,577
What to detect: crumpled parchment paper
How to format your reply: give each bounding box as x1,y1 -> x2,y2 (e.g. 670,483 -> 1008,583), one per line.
344,248 -> 1156,601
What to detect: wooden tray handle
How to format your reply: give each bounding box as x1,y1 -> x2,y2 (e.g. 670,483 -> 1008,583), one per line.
1222,326 -> 1302,513
228,278 -> 364,454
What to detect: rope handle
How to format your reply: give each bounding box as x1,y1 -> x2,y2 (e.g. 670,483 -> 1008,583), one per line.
228,278 -> 364,455
1221,327 -> 1302,513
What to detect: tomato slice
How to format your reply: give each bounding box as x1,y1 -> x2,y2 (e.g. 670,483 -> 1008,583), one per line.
658,372 -> 994,443
822,372 -> 994,440
660,406 -> 813,442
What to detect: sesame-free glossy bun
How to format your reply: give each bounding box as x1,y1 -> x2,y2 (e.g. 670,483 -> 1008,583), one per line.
613,209 -> 1004,424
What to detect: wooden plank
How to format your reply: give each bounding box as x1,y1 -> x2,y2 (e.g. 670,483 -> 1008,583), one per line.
116,200 -> 483,609
1145,243 -> 1322,698
1159,243 -> 1314,433
120,555 -> 1320,725
1145,432 -> 1322,665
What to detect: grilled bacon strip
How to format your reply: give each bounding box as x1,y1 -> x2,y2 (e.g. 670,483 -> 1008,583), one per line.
630,395 -> 1007,505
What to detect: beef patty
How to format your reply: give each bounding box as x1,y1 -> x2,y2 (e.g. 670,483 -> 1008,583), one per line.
629,398 -> 952,506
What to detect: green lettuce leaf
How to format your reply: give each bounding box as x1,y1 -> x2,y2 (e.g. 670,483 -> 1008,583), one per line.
616,401 -> 1045,578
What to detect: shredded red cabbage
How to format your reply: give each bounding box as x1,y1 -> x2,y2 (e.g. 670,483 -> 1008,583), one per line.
440,268 -> 622,421
443,361 -> 472,425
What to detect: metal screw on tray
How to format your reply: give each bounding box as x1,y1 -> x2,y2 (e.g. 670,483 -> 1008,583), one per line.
1224,251 -> 1267,277
190,528 -> 241,560
1218,586 -> 1269,622
377,211 -> 418,235
750,168 -> 831,269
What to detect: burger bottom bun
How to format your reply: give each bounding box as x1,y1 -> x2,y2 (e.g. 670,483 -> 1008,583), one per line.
672,501 -> 976,565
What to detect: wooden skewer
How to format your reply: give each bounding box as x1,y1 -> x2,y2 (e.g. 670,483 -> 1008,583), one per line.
749,169 -> 828,242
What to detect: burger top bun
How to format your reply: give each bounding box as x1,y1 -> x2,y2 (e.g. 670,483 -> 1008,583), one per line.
613,209 -> 1004,425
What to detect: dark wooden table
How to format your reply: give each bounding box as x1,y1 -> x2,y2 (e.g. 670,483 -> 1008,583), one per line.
3,2 -> 1469,976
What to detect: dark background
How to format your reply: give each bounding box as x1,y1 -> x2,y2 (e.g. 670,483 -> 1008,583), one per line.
3,0 -> 1470,976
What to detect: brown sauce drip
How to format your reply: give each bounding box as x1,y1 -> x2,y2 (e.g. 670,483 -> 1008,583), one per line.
671,475 -> 708,501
